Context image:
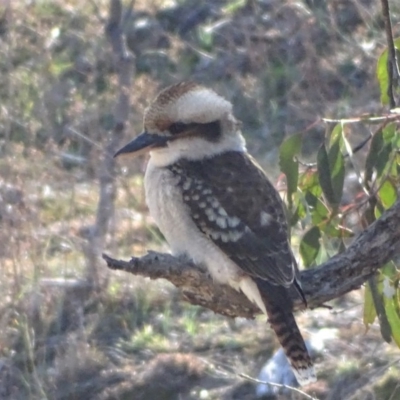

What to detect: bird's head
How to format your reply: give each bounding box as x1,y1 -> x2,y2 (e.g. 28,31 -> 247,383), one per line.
114,82 -> 245,166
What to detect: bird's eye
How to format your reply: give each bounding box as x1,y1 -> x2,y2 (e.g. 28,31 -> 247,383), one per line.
169,122 -> 187,135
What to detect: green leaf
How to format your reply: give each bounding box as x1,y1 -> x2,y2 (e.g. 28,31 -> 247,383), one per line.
382,262 -> 397,277
299,170 -> 322,197
320,220 -> 354,238
279,133 -> 302,209
394,129 -> 400,149
385,297 -> 400,348
328,135 -> 345,206
377,49 -> 390,105
329,123 -> 343,149
365,130 -> 383,184
376,38 -> 400,105
305,192 -> 329,225
315,240 -> 329,265
377,146 -> 393,178
300,226 -> 321,268
365,129 -> 392,184
290,193 -> 307,226
317,145 -> 333,201
378,180 -> 397,209
317,136 -> 345,210
382,123 -> 397,143
382,273 -> 400,348
364,282 -> 377,329
368,275 -> 392,343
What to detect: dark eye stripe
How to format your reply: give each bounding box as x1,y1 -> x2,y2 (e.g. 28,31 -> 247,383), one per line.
169,122 -> 187,135
168,120 -> 222,142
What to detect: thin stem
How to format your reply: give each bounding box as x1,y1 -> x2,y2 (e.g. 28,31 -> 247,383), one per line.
238,372 -> 319,400
381,0 -> 400,108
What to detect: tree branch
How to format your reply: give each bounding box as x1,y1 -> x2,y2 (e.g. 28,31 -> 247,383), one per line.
84,0 -> 135,287
104,198 -> 400,319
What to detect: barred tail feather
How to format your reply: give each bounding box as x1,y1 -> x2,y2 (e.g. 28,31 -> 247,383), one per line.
266,302 -> 316,385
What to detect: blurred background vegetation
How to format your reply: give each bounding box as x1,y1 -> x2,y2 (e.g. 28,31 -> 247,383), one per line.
1,0 -> 400,399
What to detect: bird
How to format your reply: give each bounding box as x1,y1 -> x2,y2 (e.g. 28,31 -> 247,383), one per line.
114,82 -> 316,385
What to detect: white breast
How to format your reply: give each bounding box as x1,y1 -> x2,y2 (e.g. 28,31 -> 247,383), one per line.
144,159 -> 267,315
144,160 -> 238,282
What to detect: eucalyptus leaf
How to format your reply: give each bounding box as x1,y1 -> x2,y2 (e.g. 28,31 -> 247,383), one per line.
279,133 -> 302,209
364,281 -> 377,329
300,226 -> 321,268
376,38 -> 400,105
378,180 -> 397,209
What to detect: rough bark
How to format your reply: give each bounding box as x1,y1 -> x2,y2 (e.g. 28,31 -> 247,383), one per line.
104,198 -> 400,319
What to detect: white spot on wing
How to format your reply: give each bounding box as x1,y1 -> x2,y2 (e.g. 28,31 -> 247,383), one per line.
229,230 -> 243,241
210,199 -> 219,208
216,216 -> 227,229
205,208 -> 217,221
218,207 -> 228,217
260,211 -> 273,226
227,216 -> 240,228
182,179 -> 192,190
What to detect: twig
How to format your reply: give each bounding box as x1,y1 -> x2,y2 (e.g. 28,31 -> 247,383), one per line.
305,114 -> 395,173
381,0 -> 400,108
238,372 -> 319,400
322,114 -> 400,124
341,147 -> 398,220
295,133 -> 372,170
349,133 -> 372,155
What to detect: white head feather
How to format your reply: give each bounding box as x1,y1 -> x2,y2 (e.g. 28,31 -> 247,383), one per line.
144,83 -> 246,167
168,87 -> 233,124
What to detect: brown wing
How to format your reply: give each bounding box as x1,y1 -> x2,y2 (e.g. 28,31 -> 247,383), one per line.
168,151 -> 296,287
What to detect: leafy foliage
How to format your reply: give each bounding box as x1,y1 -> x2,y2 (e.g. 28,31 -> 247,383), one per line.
280,37 -> 400,347
317,126 -> 345,211
279,132 -> 302,210
376,38 -> 400,105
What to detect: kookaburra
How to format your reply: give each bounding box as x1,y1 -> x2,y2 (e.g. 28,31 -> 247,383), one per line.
115,82 -> 316,385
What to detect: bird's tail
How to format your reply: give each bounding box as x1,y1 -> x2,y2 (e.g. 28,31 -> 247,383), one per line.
265,301 -> 316,385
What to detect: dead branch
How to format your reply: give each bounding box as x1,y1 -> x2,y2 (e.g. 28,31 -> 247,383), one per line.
84,0 -> 135,286
104,198 -> 400,319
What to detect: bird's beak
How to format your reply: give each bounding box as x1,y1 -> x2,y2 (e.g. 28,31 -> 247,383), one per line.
114,131 -> 168,158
